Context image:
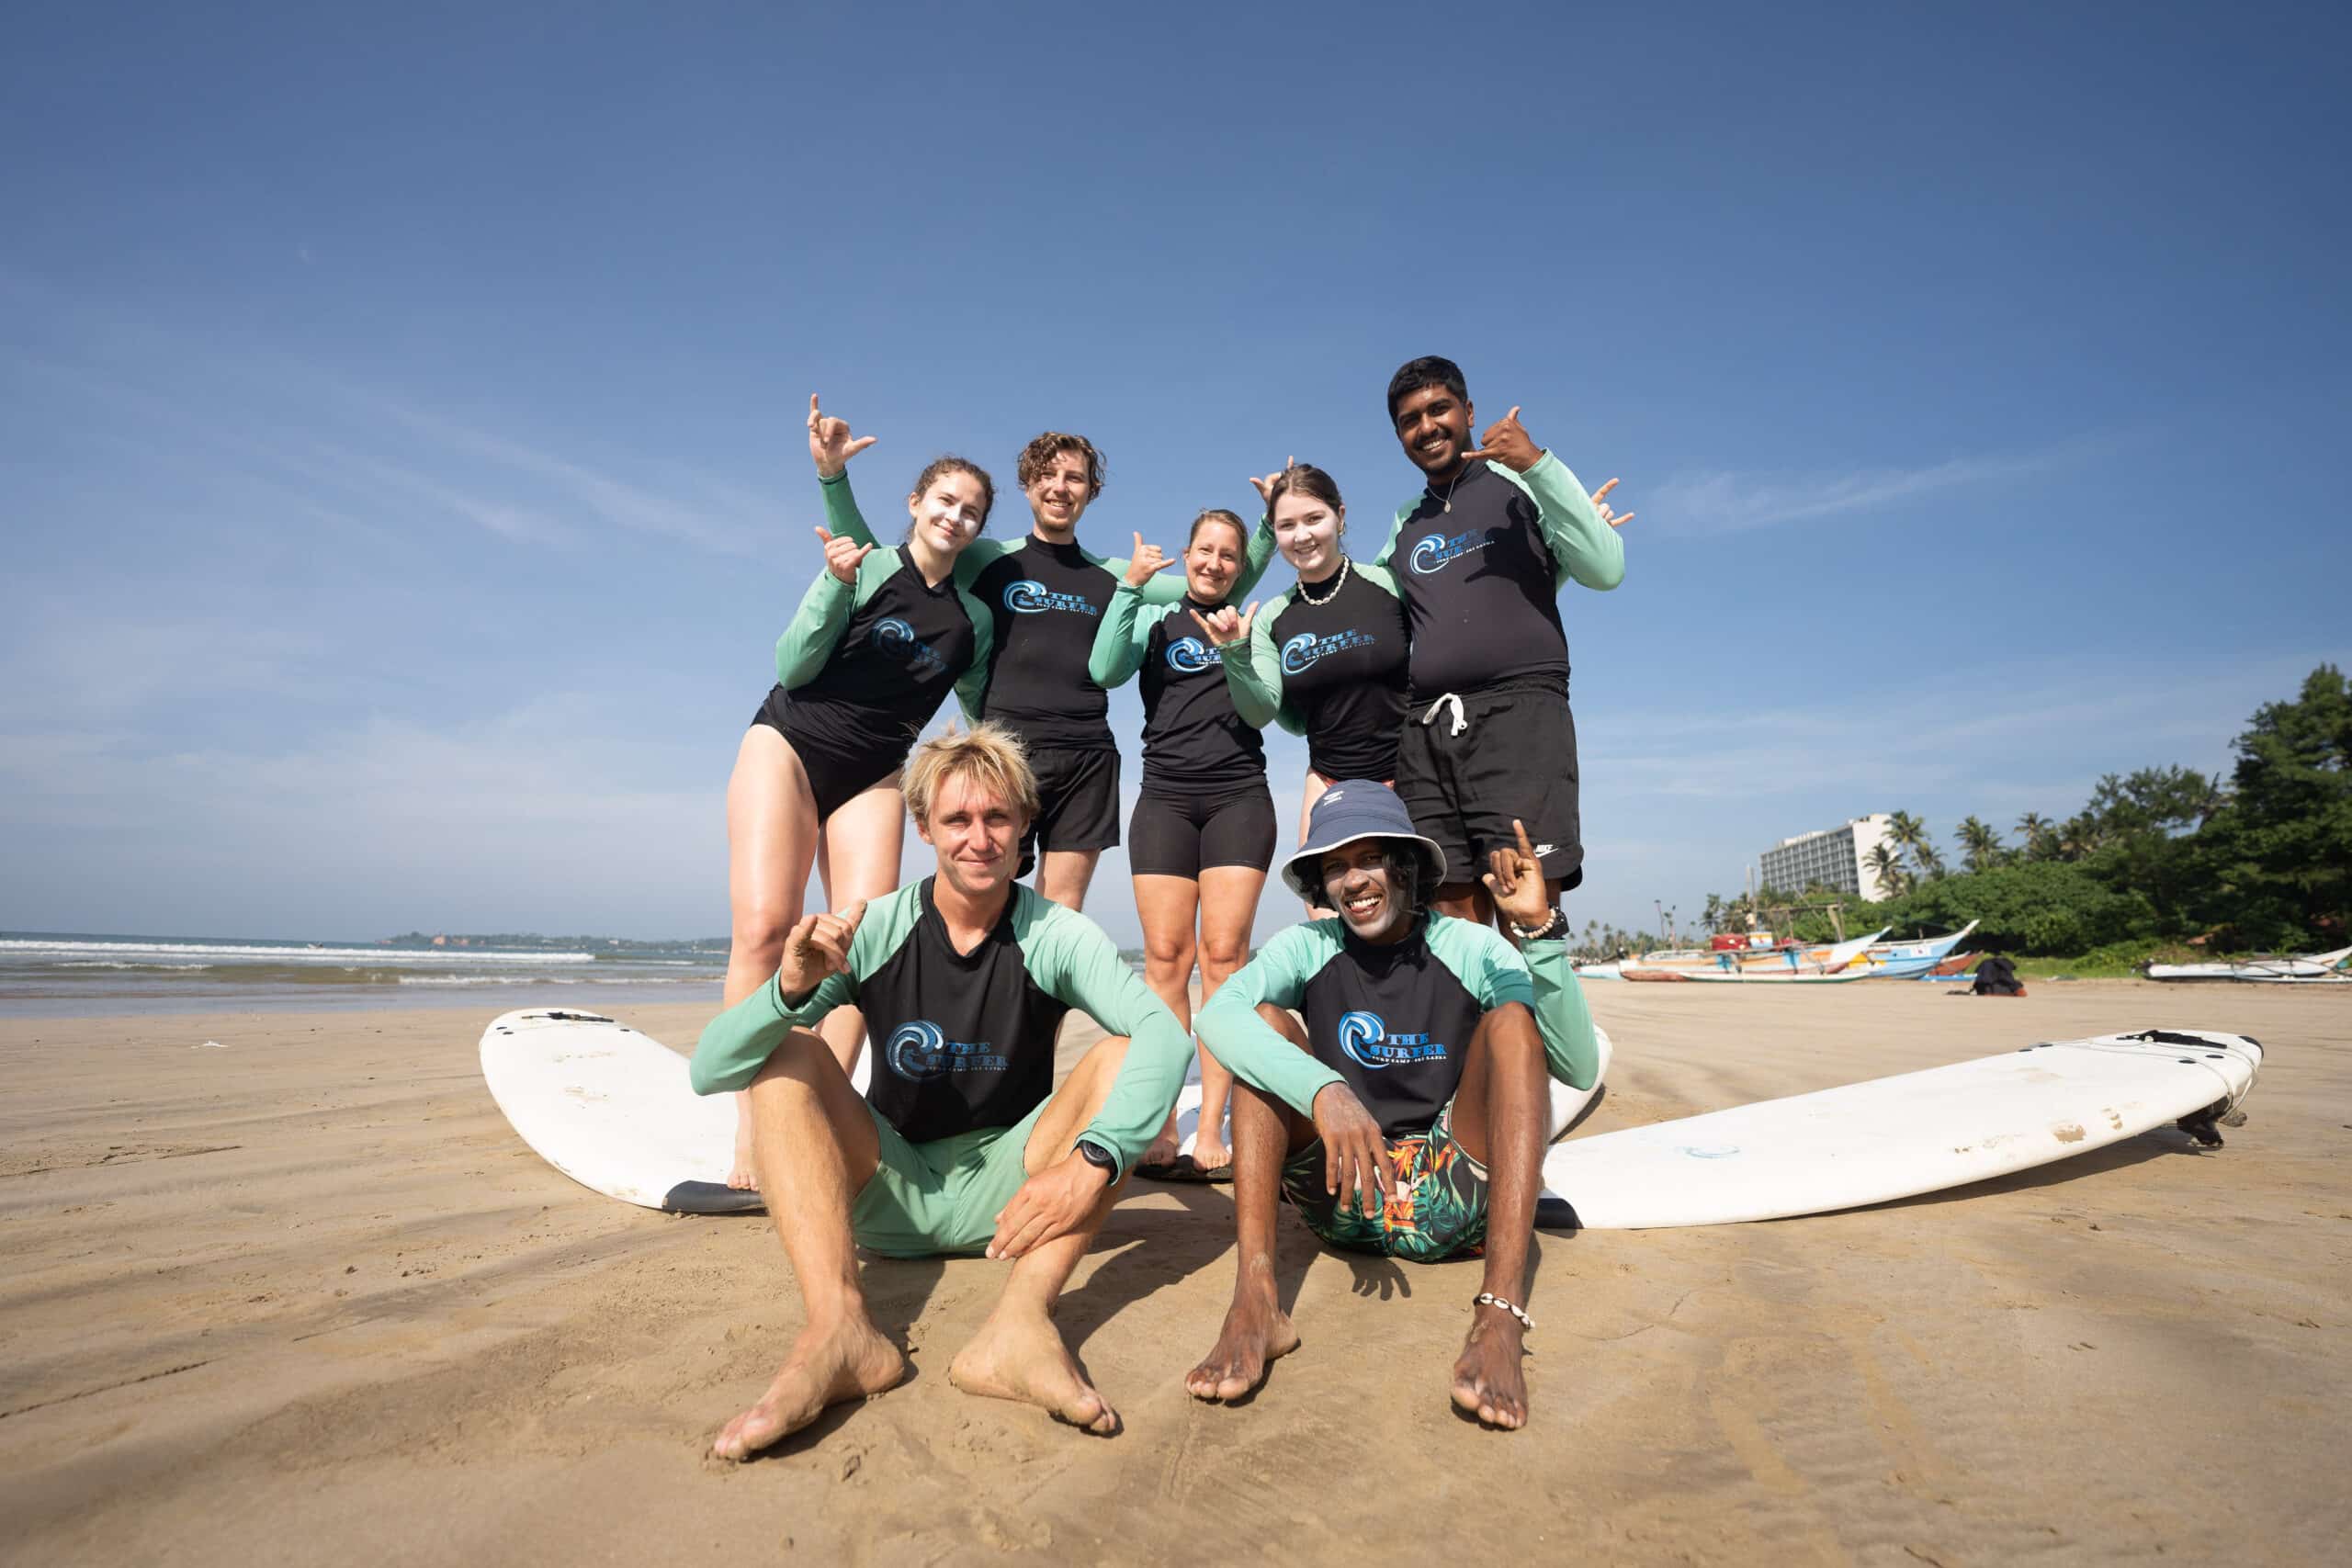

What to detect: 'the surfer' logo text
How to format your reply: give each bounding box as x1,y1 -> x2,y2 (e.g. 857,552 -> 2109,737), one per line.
883,1021 -> 1010,1082
872,617 -> 946,677
1165,636 -> 1224,673
1281,627 -> 1376,675
1003,580 -> 1101,616
1335,1010 -> 1451,1070
1408,528 -> 1498,576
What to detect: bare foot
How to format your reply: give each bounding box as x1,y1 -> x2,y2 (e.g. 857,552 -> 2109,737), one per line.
1136,1129 -> 1181,1172
1190,1133 -> 1231,1175
1184,1288 -> 1298,1401
711,1320 -> 905,1460
948,1310 -> 1119,1435
1450,1307 -> 1529,1429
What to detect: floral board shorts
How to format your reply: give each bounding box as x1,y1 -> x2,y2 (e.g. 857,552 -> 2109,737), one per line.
1280,1102 -> 1488,1263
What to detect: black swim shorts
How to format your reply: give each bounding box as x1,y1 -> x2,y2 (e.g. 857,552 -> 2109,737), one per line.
1395,678 -> 1584,891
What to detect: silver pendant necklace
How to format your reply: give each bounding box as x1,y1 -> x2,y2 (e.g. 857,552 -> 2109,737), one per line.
1296,554 -> 1351,606
1436,460 -> 1475,514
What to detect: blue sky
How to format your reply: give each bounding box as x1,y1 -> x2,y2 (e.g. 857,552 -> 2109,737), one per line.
3,2 -> 2346,948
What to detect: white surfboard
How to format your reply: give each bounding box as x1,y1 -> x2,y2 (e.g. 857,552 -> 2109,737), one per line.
1538,1028 -> 2260,1230
481,1008 -> 805,1215
1172,1025 -> 1615,1155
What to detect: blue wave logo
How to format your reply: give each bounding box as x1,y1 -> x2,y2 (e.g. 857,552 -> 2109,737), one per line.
1166,636 -> 1221,673
883,1019 -> 1009,1081
1281,628 -> 1375,674
1409,528 -> 1497,576
1337,1010 -> 1388,1070
886,1021 -> 947,1081
1002,580 -> 1100,616
871,617 -> 944,675
1336,1009 -> 1449,1070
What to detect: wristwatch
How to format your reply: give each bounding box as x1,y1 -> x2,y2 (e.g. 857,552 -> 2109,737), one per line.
1074,1137 -> 1119,1179
1508,908 -> 1567,945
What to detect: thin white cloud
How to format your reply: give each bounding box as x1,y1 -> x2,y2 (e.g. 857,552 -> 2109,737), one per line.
1649,445 -> 2097,535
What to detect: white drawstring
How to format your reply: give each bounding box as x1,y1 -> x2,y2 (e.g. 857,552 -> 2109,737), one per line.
1420,692 -> 1466,736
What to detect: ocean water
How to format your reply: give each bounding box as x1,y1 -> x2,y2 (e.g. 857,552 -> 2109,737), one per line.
0,931 -> 727,1018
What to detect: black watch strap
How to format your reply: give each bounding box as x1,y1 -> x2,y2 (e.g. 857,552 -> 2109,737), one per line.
1074,1137 -> 1119,1176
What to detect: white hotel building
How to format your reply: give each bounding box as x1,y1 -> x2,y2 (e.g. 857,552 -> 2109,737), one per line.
1758,814 -> 1897,900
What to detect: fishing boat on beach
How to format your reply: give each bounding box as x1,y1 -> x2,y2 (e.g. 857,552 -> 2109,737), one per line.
2143,944 -> 2351,984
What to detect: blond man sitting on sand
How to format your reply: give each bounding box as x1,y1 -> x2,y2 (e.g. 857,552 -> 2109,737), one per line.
1183,781 -> 1600,1428
689,724 -> 1190,1455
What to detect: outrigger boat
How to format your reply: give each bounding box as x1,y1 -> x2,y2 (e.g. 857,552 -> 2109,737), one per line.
2143,944 -> 2351,984
1603,919 -> 1979,983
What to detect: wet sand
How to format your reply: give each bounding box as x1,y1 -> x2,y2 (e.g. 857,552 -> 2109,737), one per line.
2,982 -> 2346,1564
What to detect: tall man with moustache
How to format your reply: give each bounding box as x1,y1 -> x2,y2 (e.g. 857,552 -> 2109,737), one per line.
691,724 -> 1191,1455
1182,781 -> 1602,1428
807,400 -> 1273,912
1369,357 -> 1631,930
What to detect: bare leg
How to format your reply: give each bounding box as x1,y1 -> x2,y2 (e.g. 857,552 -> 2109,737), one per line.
1037,848 -> 1101,912
948,1036 -> 1134,1435
1187,1002 -> 1307,1399
721,727 -> 822,1188
1190,864 -> 1268,1173
711,1031 -> 906,1460
1296,771 -> 1336,919
817,775 -> 906,1075
1437,1001 -> 1547,1429
1131,874 -> 1200,1168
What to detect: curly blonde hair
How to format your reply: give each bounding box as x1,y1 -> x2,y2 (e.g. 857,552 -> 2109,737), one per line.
903,722 -> 1039,829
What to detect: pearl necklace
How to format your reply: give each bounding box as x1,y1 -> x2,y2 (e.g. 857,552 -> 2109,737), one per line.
1295,554 -> 1351,606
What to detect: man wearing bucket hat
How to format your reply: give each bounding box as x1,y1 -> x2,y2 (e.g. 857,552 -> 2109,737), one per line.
1182,781 -> 1602,1430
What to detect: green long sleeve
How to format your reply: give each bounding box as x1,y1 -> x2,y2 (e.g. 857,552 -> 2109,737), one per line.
773,568 -> 855,688
1219,587 -> 1301,734
1423,917 -> 1600,1089
1086,580 -> 1155,688
1012,899 -> 1189,1177
1509,450 -> 1623,592
687,888 -> 926,1095
1192,924 -> 1351,1119
774,546 -> 907,687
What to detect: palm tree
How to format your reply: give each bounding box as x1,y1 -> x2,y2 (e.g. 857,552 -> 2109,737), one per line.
1912,840 -> 1949,881
1957,816 -> 2003,873
1864,841 -> 1909,898
2015,811 -> 2056,861
2058,811 -> 2103,861
1885,810 -> 1927,861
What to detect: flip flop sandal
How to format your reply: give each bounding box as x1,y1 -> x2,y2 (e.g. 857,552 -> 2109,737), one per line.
1135,1154 -> 1221,1184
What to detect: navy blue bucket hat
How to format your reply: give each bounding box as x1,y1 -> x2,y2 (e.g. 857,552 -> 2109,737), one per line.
1280,780 -> 1448,904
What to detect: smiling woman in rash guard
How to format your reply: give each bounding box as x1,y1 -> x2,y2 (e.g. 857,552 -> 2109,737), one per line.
1088,509 -> 1277,1179
1195,463 -> 1409,901
718,427 -> 998,1188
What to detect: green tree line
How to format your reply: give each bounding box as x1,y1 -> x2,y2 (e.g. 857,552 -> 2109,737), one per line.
1699,664 -> 2350,958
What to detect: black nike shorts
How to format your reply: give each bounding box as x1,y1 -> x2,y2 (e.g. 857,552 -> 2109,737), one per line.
752,685 -> 904,820
1127,783 -> 1278,880
1395,679 -> 1584,892
1017,745 -> 1123,877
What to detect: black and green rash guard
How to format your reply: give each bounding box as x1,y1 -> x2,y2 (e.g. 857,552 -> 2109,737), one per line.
689,879 -> 1188,1176
1372,451 -> 1624,702
1221,560 -> 1410,781
1194,913 -> 1600,1140
819,471 -> 1273,752
1090,584 -> 1268,796
771,544 -> 989,757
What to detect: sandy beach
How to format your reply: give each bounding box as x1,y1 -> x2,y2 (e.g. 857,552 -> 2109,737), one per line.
3,983 -> 2345,1565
